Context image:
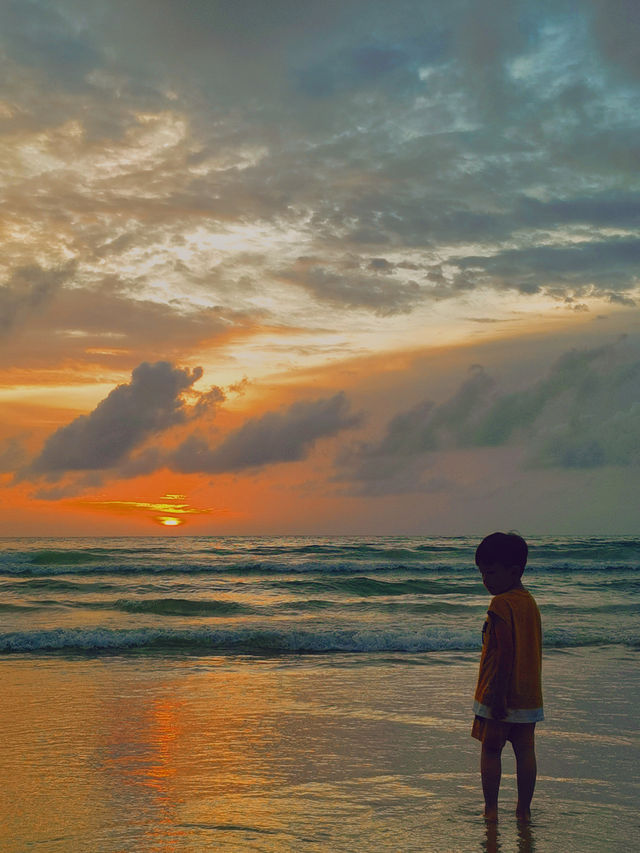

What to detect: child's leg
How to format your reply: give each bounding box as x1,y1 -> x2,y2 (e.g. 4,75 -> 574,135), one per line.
479,721 -> 508,820
480,740 -> 503,820
510,723 -> 537,821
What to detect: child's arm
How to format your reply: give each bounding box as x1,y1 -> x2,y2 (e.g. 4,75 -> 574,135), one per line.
486,613 -> 513,720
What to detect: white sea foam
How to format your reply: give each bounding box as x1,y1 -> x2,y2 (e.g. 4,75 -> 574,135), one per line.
1,623 -> 636,655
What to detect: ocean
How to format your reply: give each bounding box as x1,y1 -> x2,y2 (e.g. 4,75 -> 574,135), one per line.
1,535 -> 639,851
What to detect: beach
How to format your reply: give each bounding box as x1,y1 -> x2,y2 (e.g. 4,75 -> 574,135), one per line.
1,537 -> 639,851
1,646 -> 638,851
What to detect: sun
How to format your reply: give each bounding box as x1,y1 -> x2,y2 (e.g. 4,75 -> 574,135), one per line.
156,516 -> 184,527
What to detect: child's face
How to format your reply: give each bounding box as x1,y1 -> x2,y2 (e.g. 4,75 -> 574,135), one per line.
477,561 -> 521,595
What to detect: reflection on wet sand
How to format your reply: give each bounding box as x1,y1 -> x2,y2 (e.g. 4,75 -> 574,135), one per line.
1,659 -> 287,850
481,817 -> 535,853
482,819 -> 501,853
517,819 -> 535,853
98,666 -> 282,845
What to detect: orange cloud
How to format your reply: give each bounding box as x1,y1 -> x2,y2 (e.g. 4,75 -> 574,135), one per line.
72,497 -> 218,518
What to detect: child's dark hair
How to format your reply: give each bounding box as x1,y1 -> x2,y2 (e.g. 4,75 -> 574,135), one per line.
475,532 -> 528,571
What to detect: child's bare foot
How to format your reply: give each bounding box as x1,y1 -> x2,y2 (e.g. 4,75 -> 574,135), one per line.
483,807 -> 498,822
515,807 -> 531,823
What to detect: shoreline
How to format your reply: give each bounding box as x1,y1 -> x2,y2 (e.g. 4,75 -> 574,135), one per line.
1,645 -> 638,851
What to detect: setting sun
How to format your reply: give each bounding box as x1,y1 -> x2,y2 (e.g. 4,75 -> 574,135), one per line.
157,517 -> 183,527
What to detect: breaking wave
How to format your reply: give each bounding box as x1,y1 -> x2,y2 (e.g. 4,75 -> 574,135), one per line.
1,624 -> 636,655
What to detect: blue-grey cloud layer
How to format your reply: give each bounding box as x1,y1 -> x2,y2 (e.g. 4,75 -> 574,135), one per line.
1,0 -> 639,353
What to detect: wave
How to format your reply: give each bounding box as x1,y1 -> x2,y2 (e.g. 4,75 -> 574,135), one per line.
0,578 -> 120,592
112,598 -> 252,616
272,599 -> 475,615
1,557 -> 638,578
1,624 -> 636,655
237,543 -> 470,559
541,601 -> 640,614
28,550 -> 115,566
573,578 -> 640,591
270,576 -> 482,596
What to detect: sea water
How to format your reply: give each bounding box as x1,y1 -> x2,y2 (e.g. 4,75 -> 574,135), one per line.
1,535 -> 638,654
1,536 -> 639,851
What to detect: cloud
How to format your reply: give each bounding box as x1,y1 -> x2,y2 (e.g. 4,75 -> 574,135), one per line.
276,259 -> 423,315
529,348 -> 640,468
19,356 -> 359,492
27,361 -> 204,477
170,392 -> 361,473
347,363 -> 495,457
340,338 -> 640,491
0,0 -> 101,86
0,437 -> 28,472
589,0 -> 640,79
337,364 -> 496,492
0,263 -> 75,337
0,280 -> 257,373
451,238 -> 640,297
295,30 -> 448,98
1,0 -> 640,364
517,193 -> 640,230
73,498 -> 213,518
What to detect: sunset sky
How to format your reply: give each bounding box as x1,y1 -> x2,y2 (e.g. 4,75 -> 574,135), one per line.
1,0 -> 639,535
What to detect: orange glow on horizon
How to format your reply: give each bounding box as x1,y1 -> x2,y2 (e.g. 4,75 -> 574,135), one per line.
157,517 -> 183,527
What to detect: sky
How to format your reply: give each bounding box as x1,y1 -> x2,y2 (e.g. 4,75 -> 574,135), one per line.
1,0 -> 639,536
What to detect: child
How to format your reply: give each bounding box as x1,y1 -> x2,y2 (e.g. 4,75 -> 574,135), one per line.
472,532 -> 543,823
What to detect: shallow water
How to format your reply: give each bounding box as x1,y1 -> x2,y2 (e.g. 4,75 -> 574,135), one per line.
1,646 -> 638,852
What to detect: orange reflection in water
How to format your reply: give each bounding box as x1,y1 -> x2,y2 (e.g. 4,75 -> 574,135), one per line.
145,698 -> 182,787
98,665 -> 282,848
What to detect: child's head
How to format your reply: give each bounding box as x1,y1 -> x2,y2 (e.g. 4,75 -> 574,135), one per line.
475,532 -> 528,595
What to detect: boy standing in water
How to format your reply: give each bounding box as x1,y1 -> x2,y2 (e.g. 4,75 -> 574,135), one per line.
472,532 -> 543,823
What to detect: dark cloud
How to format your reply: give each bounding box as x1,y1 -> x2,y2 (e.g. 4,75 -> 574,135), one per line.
0,282 -> 255,372
0,0 -> 101,86
451,239 -> 640,297
33,473 -> 104,501
24,381 -> 359,491
188,386 -> 227,420
171,393 -> 361,474
341,339 -> 640,490
609,293 -> 637,307
295,30 -> 448,98
517,194 -> 640,230
115,447 -> 166,480
0,263 -> 75,337
276,260 -> 422,315
338,365 -> 496,492
27,361 -> 204,476
369,258 -> 394,271
0,437 -> 28,472
529,347 -> 640,468
589,0 -> 640,79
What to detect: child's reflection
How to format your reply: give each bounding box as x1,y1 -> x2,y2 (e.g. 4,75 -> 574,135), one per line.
480,816 -> 536,853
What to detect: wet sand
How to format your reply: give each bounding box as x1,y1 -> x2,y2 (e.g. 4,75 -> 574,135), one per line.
1,645 -> 638,851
